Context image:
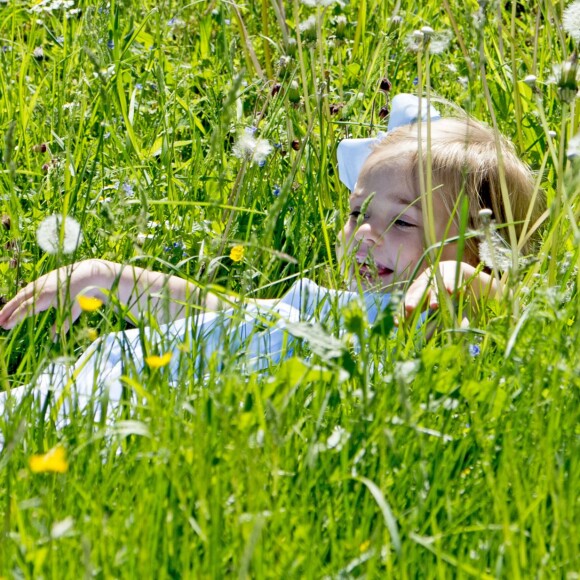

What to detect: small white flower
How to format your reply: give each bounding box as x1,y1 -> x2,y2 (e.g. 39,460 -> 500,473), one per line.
326,426 -> 350,451
563,0 -> 580,43
36,214 -> 83,255
30,0 -> 74,13
394,360 -> 420,384
232,132 -> 273,165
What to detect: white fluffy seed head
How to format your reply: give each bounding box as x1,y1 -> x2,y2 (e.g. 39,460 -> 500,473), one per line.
567,132 -> 580,159
478,229 -> 514,271
36,214 -> 83,255
232,132 -> 273,165
563,0 -> 580,43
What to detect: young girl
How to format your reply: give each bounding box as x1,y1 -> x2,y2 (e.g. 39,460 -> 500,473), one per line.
0,95 -> 543,419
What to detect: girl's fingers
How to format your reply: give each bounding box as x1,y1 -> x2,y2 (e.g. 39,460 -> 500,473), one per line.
0,287 -> 35,326
404,272 -> 432,315
1,297 -> 37,329
0,284 -> 64,329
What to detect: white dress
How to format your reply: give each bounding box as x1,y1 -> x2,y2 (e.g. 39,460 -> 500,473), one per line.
0,279 -> 392,423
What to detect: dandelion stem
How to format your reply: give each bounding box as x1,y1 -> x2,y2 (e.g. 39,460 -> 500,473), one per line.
292,0 -> 312,126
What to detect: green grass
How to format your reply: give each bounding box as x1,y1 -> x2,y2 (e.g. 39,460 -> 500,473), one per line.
1,0 -> 580,576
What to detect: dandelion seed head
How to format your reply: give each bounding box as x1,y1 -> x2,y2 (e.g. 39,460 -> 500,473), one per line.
36,214 -> 82,255
478,229 -> 514,271
428,30 -> 452,54
563,0 -> 580,43
253,139 -> 273,164
298,15 -> 317,41
405,30 -> 423,52
233,132 -> 273,165
567,131 -> 580,159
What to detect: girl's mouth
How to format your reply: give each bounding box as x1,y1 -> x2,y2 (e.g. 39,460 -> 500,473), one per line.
356,257 -> 393,280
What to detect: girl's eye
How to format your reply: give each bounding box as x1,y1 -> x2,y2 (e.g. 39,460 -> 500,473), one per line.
349,210 -> 368,220
394,218 -> 415,229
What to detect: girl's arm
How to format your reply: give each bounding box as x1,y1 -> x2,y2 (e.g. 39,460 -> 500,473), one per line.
403,260 -> 500,316
0,259 -> 241,332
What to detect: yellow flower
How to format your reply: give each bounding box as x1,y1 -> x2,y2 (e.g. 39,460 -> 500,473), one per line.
229,245 -> 245,262
77,295 -> 103,312
29,446 -> 68,474
144,352 -> 172,369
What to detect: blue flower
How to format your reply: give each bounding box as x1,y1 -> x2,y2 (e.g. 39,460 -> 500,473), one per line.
412,77 -> 419,86
107,39 -> 114,50
122,182 -> 135,196
273,185 -> 281,196
468,344 -> 481,357
136,83 -> 143,90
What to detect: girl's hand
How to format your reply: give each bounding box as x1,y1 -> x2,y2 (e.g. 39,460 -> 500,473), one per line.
403,261 -> 500,317
0,258 -> 228,333
0,259 -> 110,333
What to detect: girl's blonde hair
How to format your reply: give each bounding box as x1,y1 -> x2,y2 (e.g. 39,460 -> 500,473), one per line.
374,117 -> 544,261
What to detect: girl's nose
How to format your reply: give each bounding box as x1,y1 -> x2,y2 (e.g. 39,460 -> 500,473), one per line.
354,221 -> 381,246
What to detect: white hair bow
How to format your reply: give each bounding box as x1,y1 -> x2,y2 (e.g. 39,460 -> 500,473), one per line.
337,93 -> 440,192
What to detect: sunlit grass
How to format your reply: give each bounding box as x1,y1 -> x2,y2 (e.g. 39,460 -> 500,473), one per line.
0,0 -> 579,576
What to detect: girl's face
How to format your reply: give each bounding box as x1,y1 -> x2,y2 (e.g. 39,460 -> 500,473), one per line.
336,149 -> 459,291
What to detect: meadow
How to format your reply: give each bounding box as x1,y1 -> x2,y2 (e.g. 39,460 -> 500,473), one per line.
1,0 -> 580,576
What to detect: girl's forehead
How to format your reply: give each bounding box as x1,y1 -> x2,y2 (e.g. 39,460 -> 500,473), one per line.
352,149 -> 419,201
359,146 -> 415,181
